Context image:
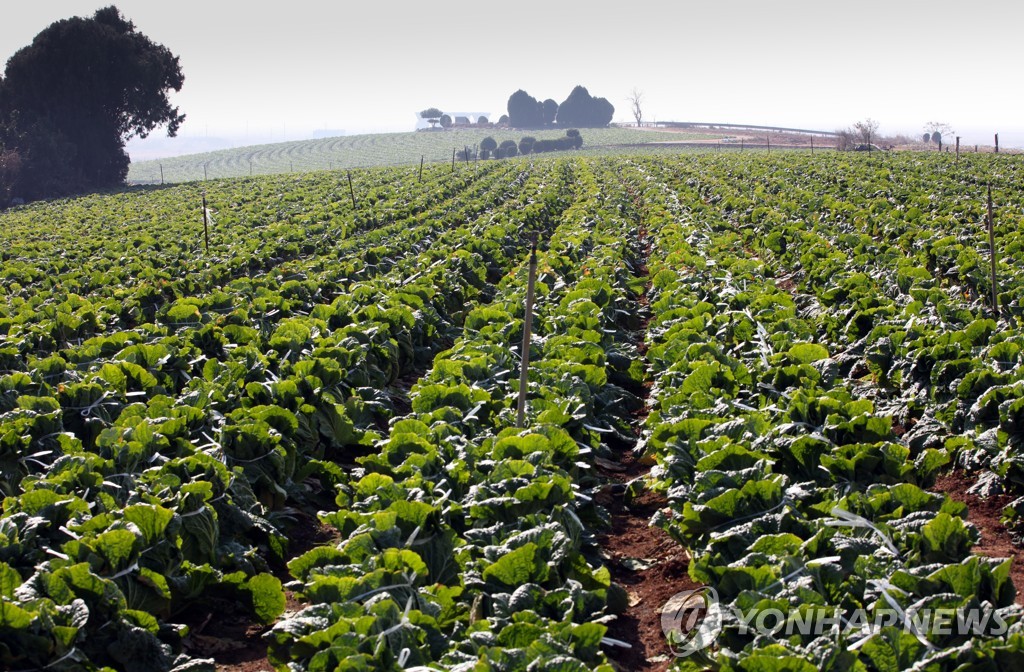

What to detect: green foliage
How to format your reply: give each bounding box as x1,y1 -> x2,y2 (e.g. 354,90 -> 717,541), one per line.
555,86 -> 614,127
0,6 -> 185,200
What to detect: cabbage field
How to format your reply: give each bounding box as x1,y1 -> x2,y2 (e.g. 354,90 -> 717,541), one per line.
2,151 -> 1024,671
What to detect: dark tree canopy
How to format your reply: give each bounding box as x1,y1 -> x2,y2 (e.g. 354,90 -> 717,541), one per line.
0,6 -> 184,200
498,139 -> 518,158
507,90 -> 543,128
541,99 -> 558,126
555,86 -> 614,128
480,136 -> 498,153
419,107 -> 444,119
440,114 -> 453,129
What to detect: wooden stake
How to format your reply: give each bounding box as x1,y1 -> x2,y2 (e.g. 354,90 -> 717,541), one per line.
202,191 -> 209,253
767,136 -> 770,154
988,185 -> 999,316
452,148 -> 456,172
810,137 -> 814,155
516,235 -> 539,429
347,171 -> 357,208
419,155 -> 424,182
995,133 -> 1000,153
159,164 -> 164,185
956,136 -> 960,161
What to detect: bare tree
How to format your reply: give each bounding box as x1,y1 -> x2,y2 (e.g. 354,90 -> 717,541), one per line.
853,118 -> 880,145
627,88 -> 644,127
835,127 -> 856,151
924,121 -> 953,136
924,121 -> 953,145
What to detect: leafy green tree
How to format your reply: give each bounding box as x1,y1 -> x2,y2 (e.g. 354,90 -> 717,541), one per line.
507,90 -> 542,128
923,132 -> 931,143
555,86 -> 614,127
420,107 -> 443,119
440,114 -> 453,129
0,6 -> 185,200
0,147 -> 21,204
480,136 -> 498,154
542,99 -> 558,126
518,136 -> 536,155
498,140 -> 518,158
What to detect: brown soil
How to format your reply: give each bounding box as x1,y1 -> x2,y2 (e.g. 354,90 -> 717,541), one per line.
596,470 -> 699,672
593,215 -> 699,671
932,470 -> 1024,606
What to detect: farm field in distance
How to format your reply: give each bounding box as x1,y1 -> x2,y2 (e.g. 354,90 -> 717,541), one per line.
126,127 -> 718,184
3,151 -> 1024,671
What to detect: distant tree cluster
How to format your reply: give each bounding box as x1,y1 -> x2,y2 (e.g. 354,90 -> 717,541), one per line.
479,130 -> 583,159
506,85 -> 614,129
555,87 -> 614,127
0,6 -> 185,203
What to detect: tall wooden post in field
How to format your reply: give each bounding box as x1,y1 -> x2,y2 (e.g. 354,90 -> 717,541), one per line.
419,155 -> 424,183
516,235 -> 539,429
995,133 -> 1000,153
159,164 -> 164,185
202,191 -> 210,253
956,136 -> 960,161
452,148 -> 456,172
347,171 -> 357,208
988,185 -> 999,316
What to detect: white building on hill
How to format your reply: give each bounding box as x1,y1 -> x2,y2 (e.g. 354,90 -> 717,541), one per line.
414,112 -> 493,130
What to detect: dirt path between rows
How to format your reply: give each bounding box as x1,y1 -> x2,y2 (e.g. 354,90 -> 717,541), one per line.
594,206 -> 699,671
932,471 -> 1024,606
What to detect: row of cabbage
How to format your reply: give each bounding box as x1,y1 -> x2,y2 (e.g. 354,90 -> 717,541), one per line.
633,152 -> 1024,671
0,161 -> 522,355
666,152 -> 1024,536
266,159 -> 649,672
0,161 -> 580,670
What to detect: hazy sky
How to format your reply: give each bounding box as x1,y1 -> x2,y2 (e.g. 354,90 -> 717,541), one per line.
3,0 -> 1023,152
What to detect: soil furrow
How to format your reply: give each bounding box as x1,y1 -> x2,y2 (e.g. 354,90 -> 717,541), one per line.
596,217 -> 696,672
